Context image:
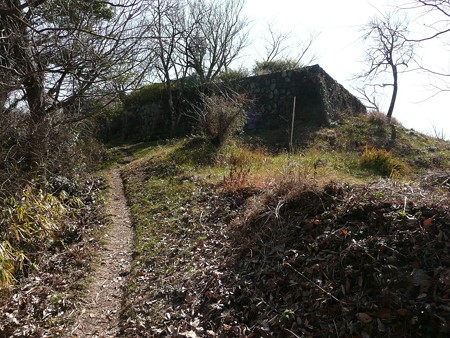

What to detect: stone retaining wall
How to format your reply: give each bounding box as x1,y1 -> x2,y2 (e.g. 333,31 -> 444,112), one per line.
237,64 -> 366,133
106,65 -> 366,143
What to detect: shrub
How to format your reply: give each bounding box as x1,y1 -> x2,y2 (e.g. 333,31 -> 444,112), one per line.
222,160 -> 251,191
359,146 -> 405,177
367,110 -> 388,126
218,68 -> 250,82
367,110 -> 400,126
191,93 -> 248,147
253,59 -> 300,75
0,186 -> 68,291
123,83 -> 165,109
0,241 -> 23,289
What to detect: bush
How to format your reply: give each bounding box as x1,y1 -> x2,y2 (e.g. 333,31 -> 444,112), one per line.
367,110 -> 400,126
360,146 -> 406,177
0,186 -> 68,291
123,83 -> 165,109
253,59 -> 300,75
218,68 -> 250,82
191,93 -> 248,147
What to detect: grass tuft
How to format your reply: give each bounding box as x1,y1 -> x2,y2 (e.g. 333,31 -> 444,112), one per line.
359,146 -> 408,177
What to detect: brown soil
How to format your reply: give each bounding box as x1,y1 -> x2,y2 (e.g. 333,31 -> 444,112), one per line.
69,168 -> 133,338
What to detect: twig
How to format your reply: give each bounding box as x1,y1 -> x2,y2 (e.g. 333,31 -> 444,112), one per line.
333,319 -> 339,338
199,210 -> 205,229
351,239 -> 377,262
284,261 -> 347,304
285,328 -> 301,338
275,200 -> 284,220
379,242 -> 407,258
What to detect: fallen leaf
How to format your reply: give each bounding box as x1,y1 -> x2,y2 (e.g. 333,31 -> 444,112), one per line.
345,278 -> 351,294
340,228 -> 350,236
423,218 -> 433,227
396,308 -> 410,317
377,308 -> 391,319
223,324 -> 232,331
181,330 -> 199,338
356,312 -> 373,324
420,279 -> 433,293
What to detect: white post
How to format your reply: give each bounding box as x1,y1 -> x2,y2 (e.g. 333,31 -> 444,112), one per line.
289,96 -> 296,158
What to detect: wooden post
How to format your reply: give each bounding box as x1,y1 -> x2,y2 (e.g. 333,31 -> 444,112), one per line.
288,96 -> 296,159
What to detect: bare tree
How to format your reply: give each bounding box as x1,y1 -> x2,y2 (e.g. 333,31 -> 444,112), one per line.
354,86 -> 382,113
261,23 -> 317,65
405,0 -> 450,42
359,11 -> 415,123
147,0 -> 188,136
401,0 -> 450,94
253,23 -> 318,75
261,23 -> 292,64
0,0 -> 150,170
143,0 -> 249,135
182,0 -> 250,83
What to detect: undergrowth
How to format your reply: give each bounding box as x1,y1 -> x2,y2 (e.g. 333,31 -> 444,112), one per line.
360,146 -> 408,177
0,180 -> 97,296
119,120 -> 450,336
118,116 -> 450,337
0,187 -> 69,292
337,115 -> 450,170
0,176 -> 109,336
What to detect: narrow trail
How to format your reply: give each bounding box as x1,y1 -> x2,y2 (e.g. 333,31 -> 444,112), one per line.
70,167 -> 133,338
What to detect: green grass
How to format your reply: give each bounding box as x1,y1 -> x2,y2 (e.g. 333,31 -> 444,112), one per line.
122,141 -> 206,266
120,132 -> 383,276
118,114 -> 450,335
120,142 -> 215,329
337,115 -> 450,171
120,115 -> 450,275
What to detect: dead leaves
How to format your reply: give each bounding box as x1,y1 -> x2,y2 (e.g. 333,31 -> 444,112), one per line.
356,312 -> 373,324
0,177 -> 108,337
121,159 -> 450,337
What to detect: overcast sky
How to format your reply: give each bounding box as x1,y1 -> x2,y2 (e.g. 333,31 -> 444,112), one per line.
240,0 -> 450,139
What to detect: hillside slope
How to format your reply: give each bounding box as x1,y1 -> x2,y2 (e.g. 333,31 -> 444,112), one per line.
119,116 -> 449,337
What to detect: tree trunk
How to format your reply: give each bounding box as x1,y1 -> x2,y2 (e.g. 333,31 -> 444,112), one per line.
25,73 -> 49,171
386,63 -> 398,123
9,2 -> 50,171
167,85 -> 177,137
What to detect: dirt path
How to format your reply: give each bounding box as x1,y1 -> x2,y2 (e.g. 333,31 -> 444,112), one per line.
70,167 -> 133,337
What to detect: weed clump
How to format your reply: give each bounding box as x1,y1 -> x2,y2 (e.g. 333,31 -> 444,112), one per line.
0,187 -> 65,291
222,155 -> 251,191
359,146 -> 406,177
190,93 -> 248,147
367,110 -> 400,126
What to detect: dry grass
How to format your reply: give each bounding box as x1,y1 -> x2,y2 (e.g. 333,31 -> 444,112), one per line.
119,128 -> 450,337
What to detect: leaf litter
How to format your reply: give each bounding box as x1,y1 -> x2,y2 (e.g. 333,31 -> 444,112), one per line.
0,177 -> 108,337
121,161 -> 450,337
1,145 -> 448,338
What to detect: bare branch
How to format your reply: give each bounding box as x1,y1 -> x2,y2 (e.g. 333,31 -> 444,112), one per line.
358,11 -> 415,122
0,0 -> 151,166
354,86 -> 381,112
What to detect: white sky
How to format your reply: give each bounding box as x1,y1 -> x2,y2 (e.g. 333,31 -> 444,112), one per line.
240,0 -> 450,140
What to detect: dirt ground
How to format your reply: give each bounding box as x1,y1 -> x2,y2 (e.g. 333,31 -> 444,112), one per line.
69,168 -> 133,338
